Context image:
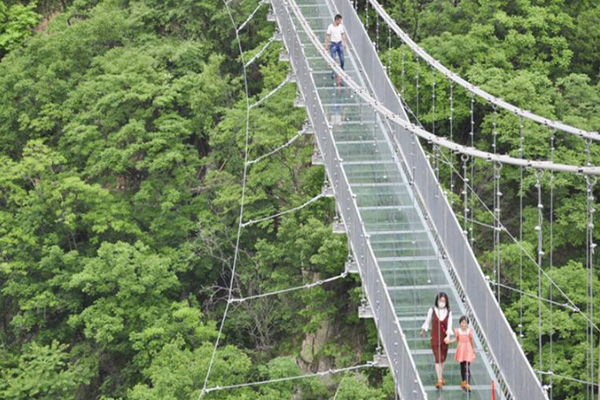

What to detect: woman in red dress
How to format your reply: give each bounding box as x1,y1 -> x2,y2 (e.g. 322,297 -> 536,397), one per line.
420,292 -> 453,389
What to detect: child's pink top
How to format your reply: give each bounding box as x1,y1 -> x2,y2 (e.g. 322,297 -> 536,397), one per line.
454,327 -> 476,363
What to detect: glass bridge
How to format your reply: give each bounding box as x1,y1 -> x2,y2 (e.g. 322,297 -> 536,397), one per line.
289,0 -> 505,398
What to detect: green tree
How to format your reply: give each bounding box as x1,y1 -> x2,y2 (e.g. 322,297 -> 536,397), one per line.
0,1 -> 40,57
0,340 -> 95,400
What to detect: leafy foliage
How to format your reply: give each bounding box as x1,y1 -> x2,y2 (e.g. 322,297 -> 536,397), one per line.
0,1 -> 383,399
0,1 -> 40,56
2,0 -> 599,398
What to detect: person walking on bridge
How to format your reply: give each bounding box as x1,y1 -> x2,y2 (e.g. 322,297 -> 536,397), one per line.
324,14 -> 346,86
446,315 -> 476,392
420,292 -> 453,389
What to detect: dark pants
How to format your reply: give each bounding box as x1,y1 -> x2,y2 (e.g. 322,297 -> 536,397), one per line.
460,361 -> 471,383
329,41 -> 344,78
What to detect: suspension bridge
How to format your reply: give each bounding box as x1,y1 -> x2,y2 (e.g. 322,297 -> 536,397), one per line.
201,0 -> 600,398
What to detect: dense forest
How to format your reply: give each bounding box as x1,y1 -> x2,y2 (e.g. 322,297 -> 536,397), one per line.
0,0 -> 387,398
0,0 -> 599,399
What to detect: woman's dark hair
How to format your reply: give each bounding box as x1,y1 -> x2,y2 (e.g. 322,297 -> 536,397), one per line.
334,14 -> 342,21
434,292 -> 450,310
459,315 -> 469,324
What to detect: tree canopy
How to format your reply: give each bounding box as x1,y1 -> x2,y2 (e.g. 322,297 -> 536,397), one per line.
1,0 -> 599,399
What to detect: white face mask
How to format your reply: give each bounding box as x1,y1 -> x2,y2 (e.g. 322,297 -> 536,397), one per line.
438,301 -> 446,309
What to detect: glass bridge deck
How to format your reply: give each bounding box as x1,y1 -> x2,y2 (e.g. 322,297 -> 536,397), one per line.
290,0 -> 505,398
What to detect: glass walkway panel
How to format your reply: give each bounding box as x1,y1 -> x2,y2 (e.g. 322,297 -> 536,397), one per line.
287,0 -> 505,398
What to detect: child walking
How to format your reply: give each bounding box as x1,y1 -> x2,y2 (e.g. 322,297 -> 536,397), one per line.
447,315 -> 476,392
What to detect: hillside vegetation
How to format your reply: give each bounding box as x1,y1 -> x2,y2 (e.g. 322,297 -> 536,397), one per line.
1,0 -> 600,399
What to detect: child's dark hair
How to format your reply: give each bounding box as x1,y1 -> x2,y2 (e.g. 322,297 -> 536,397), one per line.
335,14 -> 342,21
459,315 -> 469,324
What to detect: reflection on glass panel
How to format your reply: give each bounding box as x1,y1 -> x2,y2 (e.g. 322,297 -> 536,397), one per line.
353,184 -> 412,207
344,163 -> 404,184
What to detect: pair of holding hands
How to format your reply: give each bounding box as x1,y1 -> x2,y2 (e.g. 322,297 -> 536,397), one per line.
420,329 -> 453,344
